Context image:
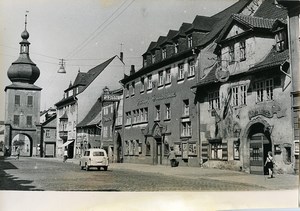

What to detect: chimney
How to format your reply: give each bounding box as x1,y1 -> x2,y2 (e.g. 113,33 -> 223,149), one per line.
120,52 -> 123,62
130,65 -> 135,75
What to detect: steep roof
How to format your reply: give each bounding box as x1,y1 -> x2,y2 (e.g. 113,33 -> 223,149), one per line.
161,30 -> 179,46
173,22 -> 193,39
186,15 -> 217,33
77,99 -> 102,127
254,0 -> 287,19
233,14 -> 276,29
42,114 -> 57,127
65,56 -> 116,93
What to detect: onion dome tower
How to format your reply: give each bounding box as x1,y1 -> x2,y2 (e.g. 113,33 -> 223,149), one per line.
7,15 -> 40,84
4,13 -> 42,158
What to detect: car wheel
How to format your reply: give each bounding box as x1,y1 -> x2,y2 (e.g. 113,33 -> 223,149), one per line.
103,166 -> 108,171
97,167 -> 101,171
85,163 -> 89,171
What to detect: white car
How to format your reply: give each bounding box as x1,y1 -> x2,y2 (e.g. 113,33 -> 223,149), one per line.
79,149 -> 109,171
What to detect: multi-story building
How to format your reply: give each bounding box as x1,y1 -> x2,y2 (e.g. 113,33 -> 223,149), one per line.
41,113 -> 57,157
76,87 -> 123,162
4,20 -> 42,157
120,0 -> 257,166
193,2 -> 294,174
55,56 -> 125,158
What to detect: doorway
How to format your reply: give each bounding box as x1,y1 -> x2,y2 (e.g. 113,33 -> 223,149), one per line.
155,138 -> 162,165
249,123 -> 272,175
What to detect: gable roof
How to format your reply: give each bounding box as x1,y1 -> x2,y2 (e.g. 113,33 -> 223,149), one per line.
65,56 -> 117,93
173,22 -> 193,39
161,30 -> 179,46
42,113 -> 57,127
186,15 -> 218,33
77,99 -> 102,127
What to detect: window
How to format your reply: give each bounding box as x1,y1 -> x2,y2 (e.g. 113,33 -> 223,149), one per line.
131,82 -> 135,96
152,53 -> 156,63
27,96 -> 33,107
188,60 -> 195,77
178,63 -> 184,80
143,58 -> 147,67
181,121 -> 192,137
165,68 -> 171,84
158,71 -> 164,86
188,35 -> 193,48
147,75 -> 153,90
188,143 -> 197,156
174,42 -> 179,53
162,48 -> 167,59
208,91 -> 220,110
155,105 -> 160,121
165,103 -> 171,119
144,108 -> 148,122
254,79 -> 274,102
140,77 -> 145,92
229,45 -> 235,63
103,107 -> 109,115
183,100 -> 189,116
239,41 -> 246,61
126,112 -> 131,125
133,110 -> 137,123
15,95 -> 20,106
13,115 -> 20,126
276,30 -> 287,52
103,126 -> 108,138
211,143 -> 222,160
231,85 -> 247,106
26,116 -> 32,127
46,130 -> 50,138
233,140 -> 240,160
146,141 -> 151,156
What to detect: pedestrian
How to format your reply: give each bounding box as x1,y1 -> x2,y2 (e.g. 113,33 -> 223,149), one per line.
63,148 -> 68,162
16,147 -> 20,160
264,151 -> 274,178
167,147 -> 178,167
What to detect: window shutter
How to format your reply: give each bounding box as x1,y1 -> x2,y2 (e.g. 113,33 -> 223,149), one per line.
202,142 -> 209,160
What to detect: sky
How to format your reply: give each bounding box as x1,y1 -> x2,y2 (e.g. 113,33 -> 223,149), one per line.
0,0 -> 237,121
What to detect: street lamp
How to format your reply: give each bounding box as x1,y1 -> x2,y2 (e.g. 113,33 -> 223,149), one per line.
58,59 -> 66,73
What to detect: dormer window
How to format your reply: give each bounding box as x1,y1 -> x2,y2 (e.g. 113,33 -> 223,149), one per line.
143,58 -> 147,67
162,48 -> 167,59
174,42 -> 179,54
188,35 -> 193,48
152,53 -> 156,63
275,30 -> 287,52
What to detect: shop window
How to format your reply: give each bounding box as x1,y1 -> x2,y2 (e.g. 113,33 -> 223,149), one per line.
210,142 -> 223,160
188,143 -> 197,156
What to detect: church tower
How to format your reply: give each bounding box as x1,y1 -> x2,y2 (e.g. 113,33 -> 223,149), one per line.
4,14 -> 42,157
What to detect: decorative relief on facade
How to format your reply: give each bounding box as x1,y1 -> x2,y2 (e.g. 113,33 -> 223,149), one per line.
137,92 -> 177,106
248,101 -> 286,120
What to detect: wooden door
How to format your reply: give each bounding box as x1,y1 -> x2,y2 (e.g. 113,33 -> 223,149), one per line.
250,141 -> 264,175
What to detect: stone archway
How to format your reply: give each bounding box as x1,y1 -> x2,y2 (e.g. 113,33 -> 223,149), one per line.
242,117 -> 272,174
11,134 -> 32,157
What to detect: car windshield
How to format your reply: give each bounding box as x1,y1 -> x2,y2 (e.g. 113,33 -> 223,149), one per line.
93,151 -> 104,156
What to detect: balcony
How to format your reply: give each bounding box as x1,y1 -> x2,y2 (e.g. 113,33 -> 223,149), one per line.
59,131 -> 68,139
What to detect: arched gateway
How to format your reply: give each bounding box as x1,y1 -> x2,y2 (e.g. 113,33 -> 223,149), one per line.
245,119 -> 272,175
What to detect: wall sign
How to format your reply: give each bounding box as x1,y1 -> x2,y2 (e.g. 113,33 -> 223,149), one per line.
103,94 -> 121,101
248,102 -> 285,120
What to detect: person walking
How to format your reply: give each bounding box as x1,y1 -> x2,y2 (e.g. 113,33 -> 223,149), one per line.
16,147 -> 20,160
63,148 -> 68,162
167,147 -> 178,167
265,151 -> 274,178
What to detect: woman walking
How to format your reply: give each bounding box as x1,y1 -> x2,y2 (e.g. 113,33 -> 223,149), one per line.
265,151 -> 274,178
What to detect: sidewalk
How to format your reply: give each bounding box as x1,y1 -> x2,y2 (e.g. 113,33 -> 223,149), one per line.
7,156 -> 299,190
